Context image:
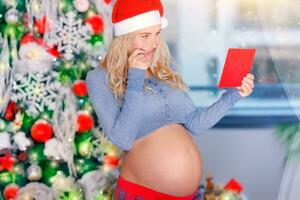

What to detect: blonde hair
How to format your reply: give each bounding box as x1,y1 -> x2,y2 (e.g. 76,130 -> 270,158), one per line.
100,32 -> 189,100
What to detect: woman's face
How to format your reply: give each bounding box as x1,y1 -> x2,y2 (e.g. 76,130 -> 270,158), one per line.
131,24 -> 161,61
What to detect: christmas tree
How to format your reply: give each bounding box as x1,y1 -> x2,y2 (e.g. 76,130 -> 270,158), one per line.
0,0 -> 121,199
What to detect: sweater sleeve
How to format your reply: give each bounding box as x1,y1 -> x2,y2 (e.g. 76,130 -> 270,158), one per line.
86,67 -> 147,151
183,88 -> 242,136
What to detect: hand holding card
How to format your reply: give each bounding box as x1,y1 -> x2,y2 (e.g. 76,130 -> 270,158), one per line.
237,73 -> 255,97
218,48 -> 256,88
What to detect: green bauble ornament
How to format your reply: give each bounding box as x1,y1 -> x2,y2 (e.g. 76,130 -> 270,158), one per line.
77,61 -> 89,71
59,0 -> 74,13
3,24 -> 21,39
69,68 -> 80,81
59,69 -> 72,85
74,158 -> 98,178
39,110 -> 53,121
27,144 -> 46,163
75,132 -> 93,158
17,24 -> 28,40
0,170 -> 25,187
60,63 -> 80,81
78,138 -> 93,158
0,119 -> 7,131
40,160 -> 69,186
89,34 -> 103,46
11,172 -> 26,186
76,131 -> 91,142
60,189 -> 84,200
62,61 -> 73,70
0,171 -> 12,187
22,114 -> 35,133
13,163 -> 25,176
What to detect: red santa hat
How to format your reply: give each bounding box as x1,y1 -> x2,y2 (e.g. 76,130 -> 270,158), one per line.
112,0 -> 168,36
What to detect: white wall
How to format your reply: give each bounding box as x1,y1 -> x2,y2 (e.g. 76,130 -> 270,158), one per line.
194,127 -> 286,200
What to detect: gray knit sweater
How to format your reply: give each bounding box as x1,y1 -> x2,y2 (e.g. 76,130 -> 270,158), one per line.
86,67 -> 242,151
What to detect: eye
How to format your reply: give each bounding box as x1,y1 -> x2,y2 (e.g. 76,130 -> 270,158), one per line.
141,35 -> 149,39
156,31 -> 161,35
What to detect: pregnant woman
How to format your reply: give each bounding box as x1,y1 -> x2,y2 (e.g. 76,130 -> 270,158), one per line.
86,0 -> 255,199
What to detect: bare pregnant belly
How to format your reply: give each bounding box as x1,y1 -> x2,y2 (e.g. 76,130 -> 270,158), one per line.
119,123 -> 202,196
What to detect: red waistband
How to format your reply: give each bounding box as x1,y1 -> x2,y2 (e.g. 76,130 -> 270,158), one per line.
117,175 -> 197,200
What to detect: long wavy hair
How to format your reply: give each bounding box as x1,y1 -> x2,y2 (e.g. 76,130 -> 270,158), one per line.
100,32 -> 189,100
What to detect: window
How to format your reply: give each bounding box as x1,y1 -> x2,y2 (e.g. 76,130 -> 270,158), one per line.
162,0 -> 300,123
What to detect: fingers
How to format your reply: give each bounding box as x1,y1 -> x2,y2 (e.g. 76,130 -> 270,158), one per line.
237,86 -> 251,97
243,74 -> 255,87
237,73 -> 255,97
246,73 -> 255,80
242,78 -> 254,90
129,48 -> 148,62
241,85 -> 252,95
129,49 -> 145,61
128,48 -> 151,70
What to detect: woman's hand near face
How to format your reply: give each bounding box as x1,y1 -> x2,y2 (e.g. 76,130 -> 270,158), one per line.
128,48 -> 150,70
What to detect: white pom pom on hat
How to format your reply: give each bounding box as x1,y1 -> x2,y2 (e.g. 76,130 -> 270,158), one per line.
112,0 -> 168,36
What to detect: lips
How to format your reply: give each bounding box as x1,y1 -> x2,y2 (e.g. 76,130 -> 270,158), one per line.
143,50 -> 154,55
141,48 -> 155,54
139,49 -> 155,59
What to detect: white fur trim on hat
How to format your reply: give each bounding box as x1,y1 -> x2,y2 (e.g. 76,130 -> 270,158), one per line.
113,10 -> 168,36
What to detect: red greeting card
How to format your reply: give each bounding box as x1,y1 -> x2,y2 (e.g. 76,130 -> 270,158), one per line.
218,48 -> 256,88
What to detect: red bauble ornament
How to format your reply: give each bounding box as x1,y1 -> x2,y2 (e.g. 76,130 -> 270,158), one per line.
72,80 -> 88,97
77,111 -> 94,133
3,184 -> 19,200
103,154 -> 120,168
18,152 -> 27,162
30,119 -> 53,143
85,15 -> 104,34
4,101 -> 18,121
103,0 -> 112,4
